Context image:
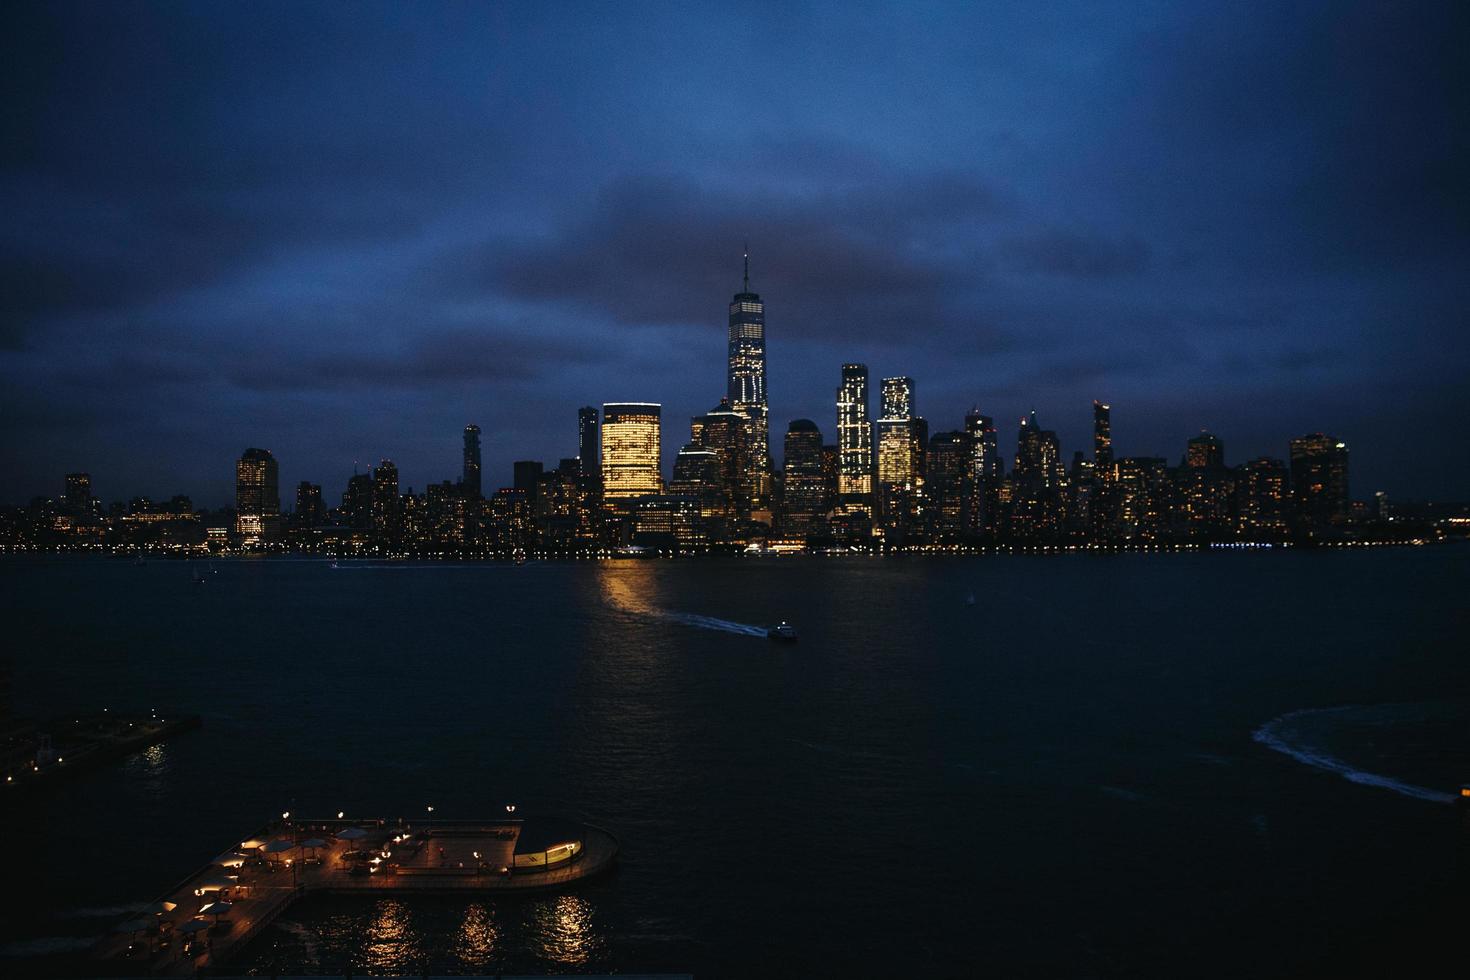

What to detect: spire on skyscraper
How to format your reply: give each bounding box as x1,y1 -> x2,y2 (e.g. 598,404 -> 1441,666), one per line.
743,243 -> 750,293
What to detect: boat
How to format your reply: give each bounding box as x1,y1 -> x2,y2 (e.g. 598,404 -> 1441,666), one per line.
611,545 -> 656,559
767,622 -> 799,642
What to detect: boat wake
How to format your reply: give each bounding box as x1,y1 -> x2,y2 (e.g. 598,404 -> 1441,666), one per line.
601,580 -> 766,637
1252,706 -> 1456,804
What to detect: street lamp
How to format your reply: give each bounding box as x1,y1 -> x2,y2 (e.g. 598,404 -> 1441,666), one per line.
505,804 -> 517,815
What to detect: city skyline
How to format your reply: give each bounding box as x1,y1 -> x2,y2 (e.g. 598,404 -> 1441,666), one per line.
2,3 -> 1465,507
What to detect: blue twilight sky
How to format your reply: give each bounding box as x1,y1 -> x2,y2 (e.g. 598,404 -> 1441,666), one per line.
2,1 -> 1466,507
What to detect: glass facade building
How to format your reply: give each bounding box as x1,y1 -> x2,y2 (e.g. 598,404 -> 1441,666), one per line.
601,403 -> 662,504
836,364 -> 873,511
727,255 -> 770,509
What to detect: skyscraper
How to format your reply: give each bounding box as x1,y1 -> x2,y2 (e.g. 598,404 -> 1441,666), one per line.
343,472 -> 373,529
876,377 -> 923,533
1185,432 -> 1224,469
690,398 -> 750,518
1289,433 -> 1349,526
294,481 -> 324,527
462,424 -> 482,500
1093,401 -> 1113,470
836,364 -> 872,512
780,419 -> 826,538
601,403 -> 662,505
577,407 -> 599,476
964,410 -> 1002,534
727,251 -> 770,509
235,448 -> 280,538
372,458 -> 401,542
63,472 -> 91,513
925,430 -> 971,540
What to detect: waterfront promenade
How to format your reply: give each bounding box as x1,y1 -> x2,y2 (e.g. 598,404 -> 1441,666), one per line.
92,817 -> 619,976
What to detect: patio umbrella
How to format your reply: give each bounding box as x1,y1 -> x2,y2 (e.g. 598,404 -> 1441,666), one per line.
196,874 -> 236,891
299,837 -> 328,850
264,838 -> 297,854
213,850 -> 247,867
199,901 -> 232,918
115,918 -> 152,934
178,918 -> 211,935
335,826 -> 369,841
142,901 -> 177,914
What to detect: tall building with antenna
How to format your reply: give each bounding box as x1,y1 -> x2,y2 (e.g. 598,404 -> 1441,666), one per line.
727,249 -> 771,511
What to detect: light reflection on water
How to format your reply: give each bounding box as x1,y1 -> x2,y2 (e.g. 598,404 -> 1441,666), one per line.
240,892 -> 614,975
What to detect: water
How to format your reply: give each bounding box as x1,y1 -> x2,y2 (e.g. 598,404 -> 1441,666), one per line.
2,548 -> 1467,977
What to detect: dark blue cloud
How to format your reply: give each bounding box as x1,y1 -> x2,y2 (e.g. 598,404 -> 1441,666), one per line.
1,0 -> 1465,505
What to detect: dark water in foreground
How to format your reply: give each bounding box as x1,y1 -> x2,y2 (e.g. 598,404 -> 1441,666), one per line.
3,549 -> 1468,977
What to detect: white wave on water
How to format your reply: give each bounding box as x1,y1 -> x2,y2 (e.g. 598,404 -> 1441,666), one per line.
1,936 -> 96,957
1252,707 -> 1456,804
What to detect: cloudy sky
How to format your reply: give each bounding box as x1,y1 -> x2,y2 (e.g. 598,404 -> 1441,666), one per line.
3,1 -> 1465,507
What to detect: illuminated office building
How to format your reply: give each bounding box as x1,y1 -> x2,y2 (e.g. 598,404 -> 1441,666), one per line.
1181,431 -> 1231,536
727,252 -> 770,508
780,419 -> 827,538
1114,457 -> 1170,540
669,443 -> 724,519
342,472 -> 372,529
690,398 -> 750,517
1289,433 -> 1349,526
235,448 -> 280,539
462,424 -> 482,500
1011,412 -> 1065,538
601,403 -> 662,505
1185,432 -> 1224,470
836,364 -> 873,512
876,377 -> 923,533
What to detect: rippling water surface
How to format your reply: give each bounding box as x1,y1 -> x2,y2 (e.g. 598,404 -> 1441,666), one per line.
3,548 -> 1467,976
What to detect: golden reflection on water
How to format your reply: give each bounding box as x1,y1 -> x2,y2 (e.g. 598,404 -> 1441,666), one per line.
533,894 -> 598,966
142,743 -> 166,768
361,898 -> 421,973
597,561 -> 660,618
453,902 -> 499,969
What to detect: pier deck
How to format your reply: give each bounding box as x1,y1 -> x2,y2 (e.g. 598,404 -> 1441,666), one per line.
91,817 -> 618,975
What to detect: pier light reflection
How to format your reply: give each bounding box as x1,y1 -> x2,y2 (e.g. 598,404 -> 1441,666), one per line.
533,894 -> 602,967
453,902 -> 500,969
363,898 -> 422,973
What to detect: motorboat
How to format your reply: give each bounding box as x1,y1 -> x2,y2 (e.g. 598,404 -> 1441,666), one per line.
767,622 -> 799,642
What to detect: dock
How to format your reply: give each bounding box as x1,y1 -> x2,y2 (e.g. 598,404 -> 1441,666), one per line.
91,815 -> 619,975
2,711 -> 201,796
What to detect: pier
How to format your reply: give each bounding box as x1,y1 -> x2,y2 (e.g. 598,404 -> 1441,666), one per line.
91,815 -> 619,975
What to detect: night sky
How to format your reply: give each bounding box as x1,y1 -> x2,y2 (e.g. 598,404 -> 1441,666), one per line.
3,2 -> 1466,507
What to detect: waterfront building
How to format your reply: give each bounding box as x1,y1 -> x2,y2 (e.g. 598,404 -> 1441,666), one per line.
462,424 -> 482,500
372,459 -> 402,544
601,403 -> 662,505
1180,431 -> 1232,537
631,495 -> 707,552
727,252 -> 771,509
294,482 -> 324,527
926,430 -> 971,541
690,398 -> 751,517
342,472 -> 373,530
1289,433 -> 1350,526
486,487 -> 534,553
876,377 -> 924,538
669,443 -> 725,521
235,448 -> 280,541
781,419 -> 827,538
964,411 -> 1002,534
1010,412 -> 1065,538
1235,457 -> 1289,537
514,460 -> 544,513
63,472 -> 92,513
577,407 -> 599,476
425,480 -> 467,546
836,364 -> 873,514
1114,457 -> 1170,540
